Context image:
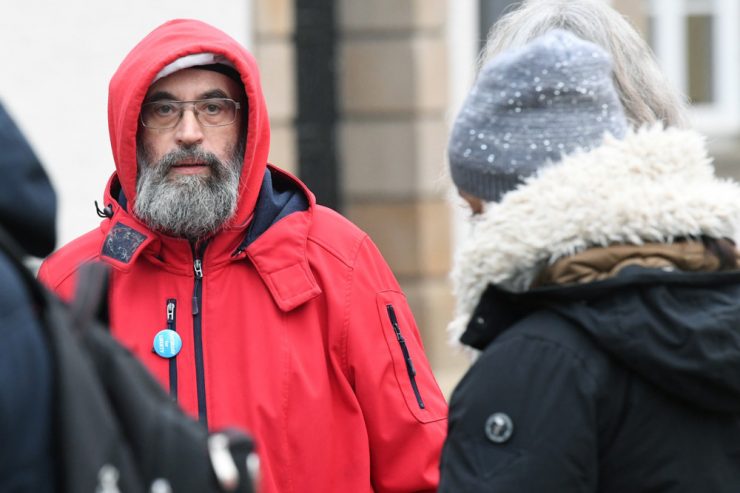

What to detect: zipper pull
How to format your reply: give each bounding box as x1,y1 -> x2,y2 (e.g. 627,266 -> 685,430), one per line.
166,301 -> 175,326
193,259 -> 203,315
387,305 -> 405,342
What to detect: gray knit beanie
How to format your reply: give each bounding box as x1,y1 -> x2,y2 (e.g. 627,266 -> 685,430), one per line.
448,29 -> 628,202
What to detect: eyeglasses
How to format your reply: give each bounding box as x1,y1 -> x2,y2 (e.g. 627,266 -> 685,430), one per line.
140,98 -> 241,129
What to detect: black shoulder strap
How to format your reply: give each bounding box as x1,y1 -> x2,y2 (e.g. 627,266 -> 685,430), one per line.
0,225 -> 147,493
69,261 -> 111,332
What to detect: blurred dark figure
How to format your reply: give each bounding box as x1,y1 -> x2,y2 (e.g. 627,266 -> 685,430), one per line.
0,102 -> 258,493
0,102 -> 56,491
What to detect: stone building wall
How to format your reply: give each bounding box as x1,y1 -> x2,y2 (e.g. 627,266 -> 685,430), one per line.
253,0 -> 299,175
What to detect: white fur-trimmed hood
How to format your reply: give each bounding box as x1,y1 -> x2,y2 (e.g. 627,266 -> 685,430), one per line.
449,125 -> 740,346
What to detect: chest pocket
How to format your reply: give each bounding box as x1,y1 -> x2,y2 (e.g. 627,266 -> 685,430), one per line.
376,291 -> 447,423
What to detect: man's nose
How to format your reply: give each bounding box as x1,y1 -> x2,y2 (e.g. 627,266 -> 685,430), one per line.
175,108 -> 204,146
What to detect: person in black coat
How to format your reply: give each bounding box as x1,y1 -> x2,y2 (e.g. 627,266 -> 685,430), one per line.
440,29 -> 740,492
0,101 -> 260,493
0,102 -> 57,491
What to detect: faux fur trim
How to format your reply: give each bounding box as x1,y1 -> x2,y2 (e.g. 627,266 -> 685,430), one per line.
449,125 -> 740,347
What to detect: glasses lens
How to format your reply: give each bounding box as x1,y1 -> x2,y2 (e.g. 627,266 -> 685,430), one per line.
141,101 -> 182,129
195,99 -> 237,127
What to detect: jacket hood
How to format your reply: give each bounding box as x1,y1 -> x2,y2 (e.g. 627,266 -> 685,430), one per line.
463,267 -> 740,413
0,102 -> 56,257
108,19 -> 270,226
449,125 -> 740,345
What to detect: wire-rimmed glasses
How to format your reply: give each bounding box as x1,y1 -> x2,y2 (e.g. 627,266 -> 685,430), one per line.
140,98 -> 241,129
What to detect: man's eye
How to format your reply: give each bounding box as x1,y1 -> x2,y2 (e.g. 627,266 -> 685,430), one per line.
154,103 -> 177,116
200,101 -> 225,115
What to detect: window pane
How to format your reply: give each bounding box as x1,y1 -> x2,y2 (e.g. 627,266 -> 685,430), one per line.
686,14 -> 714,103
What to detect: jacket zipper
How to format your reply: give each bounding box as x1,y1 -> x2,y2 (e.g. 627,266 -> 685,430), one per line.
192,243 -> 208,427
166,299 -> 178,400
386,304 -> 425,409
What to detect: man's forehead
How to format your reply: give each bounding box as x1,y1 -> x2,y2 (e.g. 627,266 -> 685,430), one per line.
145,68 -> 242,100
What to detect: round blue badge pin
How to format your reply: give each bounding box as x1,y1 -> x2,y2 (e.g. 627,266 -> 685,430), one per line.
153,329 -> 182,358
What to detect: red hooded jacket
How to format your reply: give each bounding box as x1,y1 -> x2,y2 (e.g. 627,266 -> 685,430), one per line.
38,19 -> 447,492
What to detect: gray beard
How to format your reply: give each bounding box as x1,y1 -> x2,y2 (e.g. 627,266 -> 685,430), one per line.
134,143 -> 244,241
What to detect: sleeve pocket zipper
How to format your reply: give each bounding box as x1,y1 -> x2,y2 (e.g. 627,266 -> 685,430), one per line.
386,304 -> 425,409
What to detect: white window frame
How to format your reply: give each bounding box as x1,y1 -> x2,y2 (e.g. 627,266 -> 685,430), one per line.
448,0 -> 481,249
650,0 -> 740,135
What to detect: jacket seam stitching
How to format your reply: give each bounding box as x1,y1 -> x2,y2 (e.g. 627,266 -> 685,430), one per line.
341,234 -> 370,380
307,235 -> 357,269
280,308 -> 294,493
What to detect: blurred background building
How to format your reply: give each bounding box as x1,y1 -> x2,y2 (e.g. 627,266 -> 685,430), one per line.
1,0 -> 737,394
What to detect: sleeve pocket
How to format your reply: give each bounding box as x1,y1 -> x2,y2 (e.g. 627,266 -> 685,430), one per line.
376,291 -> 447,423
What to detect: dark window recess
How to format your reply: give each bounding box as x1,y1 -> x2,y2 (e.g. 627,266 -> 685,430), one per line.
386,304 -> 425,409
294,0 -> 341,211
479,1 -> 523,51
686,14 -> 714,104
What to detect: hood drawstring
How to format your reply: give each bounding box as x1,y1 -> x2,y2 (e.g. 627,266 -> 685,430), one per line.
95,201 -> 114,219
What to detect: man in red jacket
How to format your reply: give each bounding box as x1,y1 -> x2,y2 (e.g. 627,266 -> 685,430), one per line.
39,19 -> 446,493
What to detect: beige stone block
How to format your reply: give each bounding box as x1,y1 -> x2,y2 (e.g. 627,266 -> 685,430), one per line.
339,0 -> 445,31
340,120 -> 415,196
412,0 -> 447,30
413,37 -> 448,112
418,199 -> 452,273
417,118 -> 450,195
345,199 -> 451,277
254,0 -> 294,37
435,365 -> 469,399
340,36 -> 448,115
340,118 -> 449,198
340,39 -> 414,114
268,124 -> 297,174
346,201 -> 418,276
401,277 -> 453,355
254,41 -> 295,121
339,0 -> 413,31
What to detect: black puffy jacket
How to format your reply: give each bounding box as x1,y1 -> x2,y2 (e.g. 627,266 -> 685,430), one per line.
440,266 -> 740,492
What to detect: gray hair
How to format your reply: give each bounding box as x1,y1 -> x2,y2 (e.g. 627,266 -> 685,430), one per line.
134,143 -> 244,241
481,0 -> 690,128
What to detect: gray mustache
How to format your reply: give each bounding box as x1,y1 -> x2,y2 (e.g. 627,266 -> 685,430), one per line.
157,148 -> 222,173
